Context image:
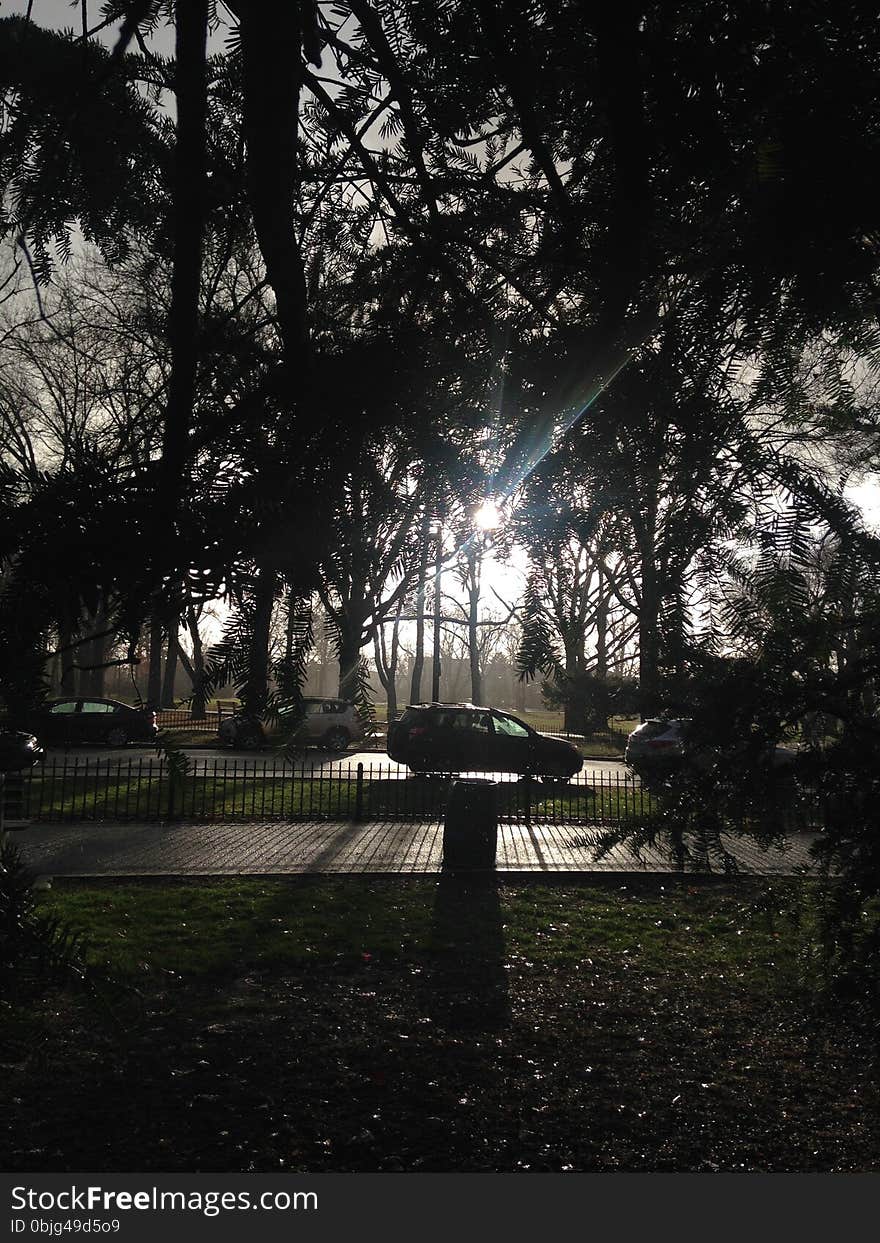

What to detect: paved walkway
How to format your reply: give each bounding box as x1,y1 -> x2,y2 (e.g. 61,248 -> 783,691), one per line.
11,818 -> 824,876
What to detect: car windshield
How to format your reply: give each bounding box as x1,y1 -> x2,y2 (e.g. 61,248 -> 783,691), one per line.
493,714 -> 530,738
635,719 -> 675,738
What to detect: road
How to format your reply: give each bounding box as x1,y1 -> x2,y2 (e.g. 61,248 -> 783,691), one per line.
43,745 -> 632,782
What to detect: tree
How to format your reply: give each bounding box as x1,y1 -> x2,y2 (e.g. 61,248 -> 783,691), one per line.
316,437 -> 424,702
4,0 -> 880,741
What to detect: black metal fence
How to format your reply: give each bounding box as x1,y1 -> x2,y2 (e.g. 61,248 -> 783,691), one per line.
1,757 -> 825,830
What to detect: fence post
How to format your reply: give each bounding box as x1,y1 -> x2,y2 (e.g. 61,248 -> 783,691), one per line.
523,773 -> 532,826
354,762 -> 364,822
166,758 -> 177,822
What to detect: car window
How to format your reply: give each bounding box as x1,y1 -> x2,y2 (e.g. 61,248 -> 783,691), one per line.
81,701 -> 115,713
49,701 -> 78,714
447,711 -> 490,732
323,701 -> 338,714
305,702 -> 323,716
493,714 -> 530,738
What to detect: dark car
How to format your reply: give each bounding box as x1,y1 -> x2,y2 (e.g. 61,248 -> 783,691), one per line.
0,729 -> 44,772
387,703 -> 583,782
0,730 -> 44,830
26,698 -> 158,747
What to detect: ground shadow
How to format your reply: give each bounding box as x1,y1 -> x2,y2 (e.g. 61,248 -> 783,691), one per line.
423,872 -> 510,1033
365,775 -> 597,821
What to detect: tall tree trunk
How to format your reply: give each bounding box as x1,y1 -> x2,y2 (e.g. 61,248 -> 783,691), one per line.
147,609 -> 163,709
373,604 -> 403,722
59,612 -> 76,694
387,609 -> 401,722
466,546 -> 482,704
431,529 -> 443,702
338,623 -> 363,704
562,639 -> 587,734
183,606 -> 206,719
84,628 -> 109,698
243,565 -> 277,713
162,627 -> 180,707
409,511 -> 431,703
593,2 -> 651,333
77,599 -> 107,697
595,563 -> 609,682
314,612 -> 332,696
238,3 -> 312,386
161,0 -> 209,509
514,665 -> 526,712
638,549 -> 661,718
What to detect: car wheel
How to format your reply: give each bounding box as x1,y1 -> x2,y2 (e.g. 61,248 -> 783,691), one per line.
540,774 -> 569,788
324,727 -> 350,751
236,726 -> 264,751
106,726 -> 129,747
632,765 -> 669,791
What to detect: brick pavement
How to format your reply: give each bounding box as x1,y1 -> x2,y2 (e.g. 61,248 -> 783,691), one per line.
11,818 -> 824,877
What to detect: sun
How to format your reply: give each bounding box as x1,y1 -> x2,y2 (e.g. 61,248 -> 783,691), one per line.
473,498 -> 502,531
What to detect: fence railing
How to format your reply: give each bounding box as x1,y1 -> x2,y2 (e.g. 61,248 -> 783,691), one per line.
154,708 -> 222,733
154,708 -> 386,744
151,708 -> 627,751
1,758 -> 825,830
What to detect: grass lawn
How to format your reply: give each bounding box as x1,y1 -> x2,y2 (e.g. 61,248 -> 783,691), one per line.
1,877 -> 877,1173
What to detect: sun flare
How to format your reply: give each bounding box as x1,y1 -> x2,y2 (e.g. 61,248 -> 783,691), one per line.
473,499 -> 502,531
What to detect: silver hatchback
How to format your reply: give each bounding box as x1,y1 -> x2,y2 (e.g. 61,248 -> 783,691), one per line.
625,718 -> 688,775
218,697 -> 364,751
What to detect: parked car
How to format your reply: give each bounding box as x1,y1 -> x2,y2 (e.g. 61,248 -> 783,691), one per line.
0,729 -> 44,771
625,718 -> 689,775
218,697 -> 364,751
23,698 -> 158,747
387,703 -> 584,782
625,717 -> 796,781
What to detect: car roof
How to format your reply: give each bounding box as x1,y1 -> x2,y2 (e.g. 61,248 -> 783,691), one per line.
45,696 -> 131,706
405,702 -> 497,711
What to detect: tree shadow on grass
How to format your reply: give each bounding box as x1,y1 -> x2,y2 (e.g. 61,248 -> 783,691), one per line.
364,775 -> 597,822
424,872 -> 510,1034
